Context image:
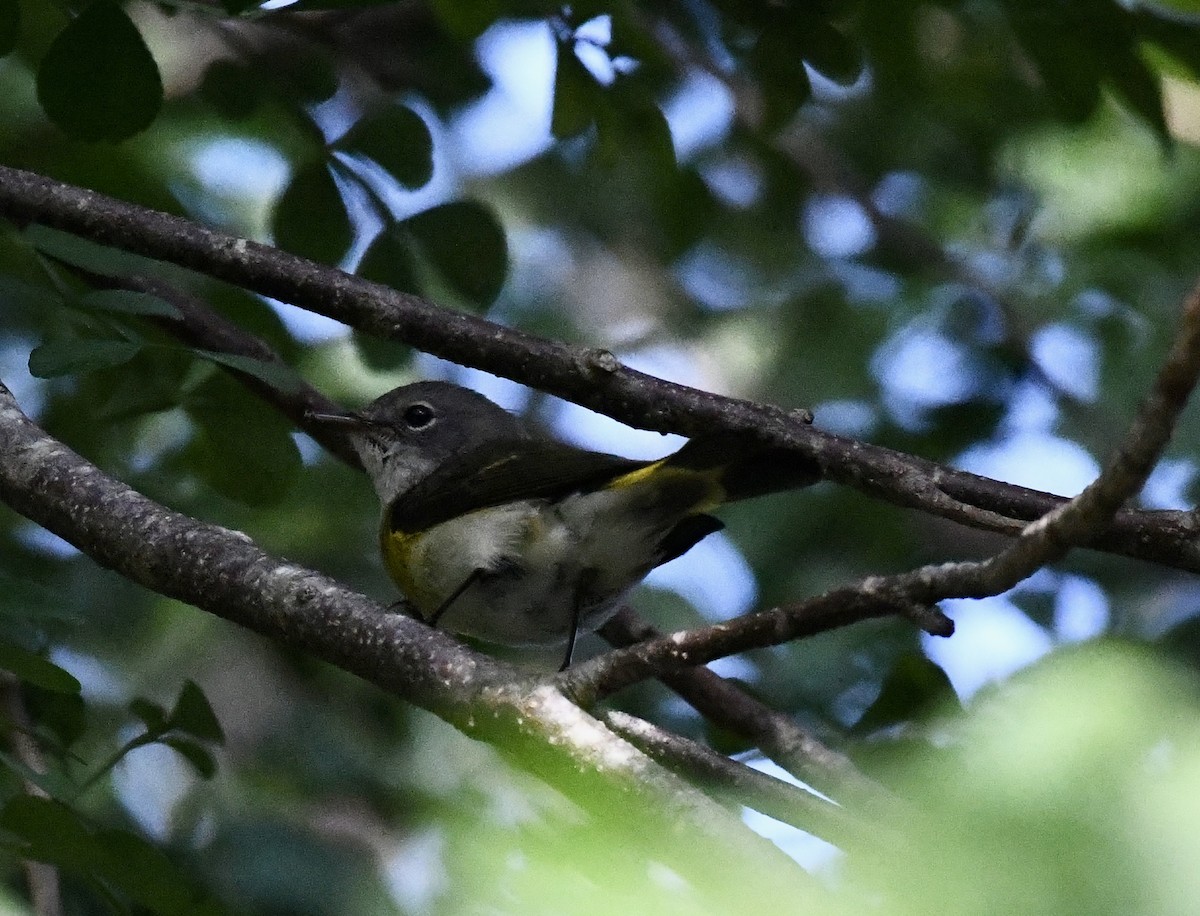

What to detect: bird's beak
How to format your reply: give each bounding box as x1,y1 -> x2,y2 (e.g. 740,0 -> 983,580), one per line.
304,409 -> 366,428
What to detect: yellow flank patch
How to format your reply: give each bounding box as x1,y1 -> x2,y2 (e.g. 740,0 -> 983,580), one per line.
608,460 -> 726,513
379,524 -> 432,612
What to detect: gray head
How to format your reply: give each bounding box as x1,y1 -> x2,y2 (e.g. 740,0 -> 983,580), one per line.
313,381 -> 529,503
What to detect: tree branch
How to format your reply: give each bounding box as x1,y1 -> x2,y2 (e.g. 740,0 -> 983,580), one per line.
563,276 -> 1200,700
1,165 -> 1196,574
0,381 -> 823,902
67,266 -> 887,808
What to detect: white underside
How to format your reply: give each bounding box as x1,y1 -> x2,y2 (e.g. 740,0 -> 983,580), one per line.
405,488 -> 671,647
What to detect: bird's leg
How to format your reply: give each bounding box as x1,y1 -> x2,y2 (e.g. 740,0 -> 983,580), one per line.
558,569 -> 598,672
429,568 -> 484,628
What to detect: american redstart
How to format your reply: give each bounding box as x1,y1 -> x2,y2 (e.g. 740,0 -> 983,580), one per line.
309,381 -> 819,665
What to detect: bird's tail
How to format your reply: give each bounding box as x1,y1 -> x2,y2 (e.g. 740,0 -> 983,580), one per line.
666,432 -> 822,503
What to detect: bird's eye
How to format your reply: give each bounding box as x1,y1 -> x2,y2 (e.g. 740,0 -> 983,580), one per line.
402,402 -> 436,429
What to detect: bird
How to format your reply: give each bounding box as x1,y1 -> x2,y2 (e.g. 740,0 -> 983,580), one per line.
309,381 -> 818,666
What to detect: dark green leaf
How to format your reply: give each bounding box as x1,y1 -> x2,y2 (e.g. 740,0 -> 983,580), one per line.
0,796 -> 96,868
0,0 -> 18,56
161,737 -> 218,779
272,162 -> 354,266
0,643 -> 80,694
0,275 -> 62,313
28,337 -> 142,378
195,350 -> 304,395
129,697 -> 168,733
552,42 -> 599,139
23,685 -> 87,751
748,28 -> 813,133
77,289 -> 179,318
338,106 -> 434,189
200,59 -> 262,119
853,652 -> 960,735
357,225 -> 419,292
262,41 -> 338,104
26,223 -> 157,278
801,22 -> 863,85
89,827 -> 211,913
352,331 -> 413,372
167,680 -> 224,744
36,0 -> 163,141
426,0 -> 505,39
402,201 -> 508,306
183,375 -> 302,506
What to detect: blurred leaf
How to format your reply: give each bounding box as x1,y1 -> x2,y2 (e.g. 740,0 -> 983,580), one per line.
199,60 -> 263,119
552,41 -> 600,139
748,27 -> 813,133
89,825 -> 215,914
0,0 -> 17,57
183,375 -> 302,506
0,795 -> 96,867
337,105 -> 434,189
24,685 -> 87,752
852,651 -> 959,735
129,697 -> 168,733
195,350 -> 304,395
162,736 -> 218,779
168,680 -> 225,744
0,642 -> 80,693
25,224 -> 158,279
352,330 -> 413,372
28,337 -> 142,378
595,94 -> 675,172
402,201 -> 508,306
272,162 -> 353,266
263,41 -> 339,104
426,0 -> 505,38
76,289 -> 178,318
36,0 -> 163,141
357,225 -> 418,292
802,20 -> 863,86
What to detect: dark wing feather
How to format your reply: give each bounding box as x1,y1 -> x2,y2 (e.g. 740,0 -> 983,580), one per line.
389,438 -> 649,533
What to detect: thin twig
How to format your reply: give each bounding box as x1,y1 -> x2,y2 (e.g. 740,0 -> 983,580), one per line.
599,608 -> 887,805
564,277 -> 1200,699
603,709 -> 869,850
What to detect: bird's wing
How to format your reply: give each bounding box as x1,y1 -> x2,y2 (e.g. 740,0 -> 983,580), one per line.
387,438 -> 649,533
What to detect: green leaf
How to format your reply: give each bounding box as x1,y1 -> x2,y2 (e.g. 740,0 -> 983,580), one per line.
272,162 -> 354,266
552,42 -> 600,139
200,59 -> 262,119
357,225 -> 419,292
88,827 -> 211,913
0,796 -> 96,868
36,0 -> 163,141
351,331 -> 413,372
23,685 -> 87,752
853,652 -> 960,735
28,337 -> 142,378
194,350 -> 304,395
183,375 -> 302,506
402,201 -> 508,306
161,737 -> 218,779
0,643 -> 80,694
77,289 -> 179,318
0,0 -> 18,57
129,697 -> 168,733
167,680 -> 224,744
338,105 -> 434,189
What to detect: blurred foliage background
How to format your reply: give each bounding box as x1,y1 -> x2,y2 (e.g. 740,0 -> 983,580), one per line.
3,0 -> 1200,912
